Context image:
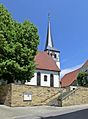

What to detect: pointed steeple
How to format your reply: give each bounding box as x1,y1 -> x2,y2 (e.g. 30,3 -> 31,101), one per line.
44,14 -> 60,69
45,13 -> 54,50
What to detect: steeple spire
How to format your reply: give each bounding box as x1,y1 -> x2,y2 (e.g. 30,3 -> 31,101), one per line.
45,13 -> 54,50
44,14 -> 60,69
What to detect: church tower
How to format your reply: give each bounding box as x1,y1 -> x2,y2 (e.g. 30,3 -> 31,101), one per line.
44,14 -> 60,69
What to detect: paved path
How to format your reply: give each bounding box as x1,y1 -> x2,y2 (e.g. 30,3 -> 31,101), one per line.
0,104 -> 88,119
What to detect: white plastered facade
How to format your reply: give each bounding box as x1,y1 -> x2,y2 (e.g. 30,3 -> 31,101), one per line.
25,69 -> 60,87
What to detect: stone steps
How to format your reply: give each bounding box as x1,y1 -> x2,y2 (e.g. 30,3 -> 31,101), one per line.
62,87 -> 88,106
41,92 -> 60,106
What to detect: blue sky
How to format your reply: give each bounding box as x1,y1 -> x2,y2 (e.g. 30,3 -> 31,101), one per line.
0,0 -> 88,76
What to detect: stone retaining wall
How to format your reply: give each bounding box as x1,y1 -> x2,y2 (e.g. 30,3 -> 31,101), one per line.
0,84 -> 60,107
62,87 -> 88,106
0,84 -> 11,106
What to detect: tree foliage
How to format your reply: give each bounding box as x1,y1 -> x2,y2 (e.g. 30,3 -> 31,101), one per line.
0,4 -> 39,83
77,72 -> 88,86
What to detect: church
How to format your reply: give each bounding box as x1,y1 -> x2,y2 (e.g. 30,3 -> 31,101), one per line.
25,15 -> 60,87
0,15 -> 61,107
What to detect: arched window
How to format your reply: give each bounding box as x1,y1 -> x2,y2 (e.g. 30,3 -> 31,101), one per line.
37,72 -> 41,86
44,75 -> 47,81
50,74 -> 54,87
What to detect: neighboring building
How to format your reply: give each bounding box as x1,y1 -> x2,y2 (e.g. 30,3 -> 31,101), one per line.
61,60 -> 88,89
61,68 -> 80,88
80,60 -> 88,73
25,15 -> 60,87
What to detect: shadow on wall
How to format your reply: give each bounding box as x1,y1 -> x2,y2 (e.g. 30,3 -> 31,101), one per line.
0,84 -> 11,105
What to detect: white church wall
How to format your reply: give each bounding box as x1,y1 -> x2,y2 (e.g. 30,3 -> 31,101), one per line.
41,72 -> 50,87
25,73 -> 37,86
37,69 -> 60,87
53,74 -> 60,87
25,69 -> 60,87
37,69 -> 51,87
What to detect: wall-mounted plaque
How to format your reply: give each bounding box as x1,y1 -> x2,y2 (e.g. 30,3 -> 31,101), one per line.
23,92 -> 32,101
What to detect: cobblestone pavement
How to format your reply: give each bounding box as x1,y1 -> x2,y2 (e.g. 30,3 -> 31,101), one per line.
0,104 -> 88,119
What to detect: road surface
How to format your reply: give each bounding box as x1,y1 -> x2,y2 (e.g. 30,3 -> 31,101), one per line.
0,104 -> 88,119
41,109 -> 88,119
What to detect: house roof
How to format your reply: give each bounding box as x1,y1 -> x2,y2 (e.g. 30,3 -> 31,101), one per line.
82,60 -> 88,67
35,51 -> 60,72
61,60 -> 88,87
61,68 -> 80,87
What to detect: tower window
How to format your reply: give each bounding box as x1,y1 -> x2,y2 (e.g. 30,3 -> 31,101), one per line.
54,54 -> 56,58
44,75 -> 47,81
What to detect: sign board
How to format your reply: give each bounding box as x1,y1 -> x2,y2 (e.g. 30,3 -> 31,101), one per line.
23,92 -> 32,101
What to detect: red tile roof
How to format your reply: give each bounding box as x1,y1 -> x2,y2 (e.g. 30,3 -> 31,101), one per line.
35,51 -> 60,72
61,68 -> 80,87
61,60 -> 88,87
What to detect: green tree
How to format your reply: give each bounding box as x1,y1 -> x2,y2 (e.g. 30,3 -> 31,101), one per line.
0,4 -> 39,84
77,72 -> 88,86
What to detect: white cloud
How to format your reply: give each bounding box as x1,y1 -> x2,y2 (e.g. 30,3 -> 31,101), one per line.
60,63 -> 83,78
